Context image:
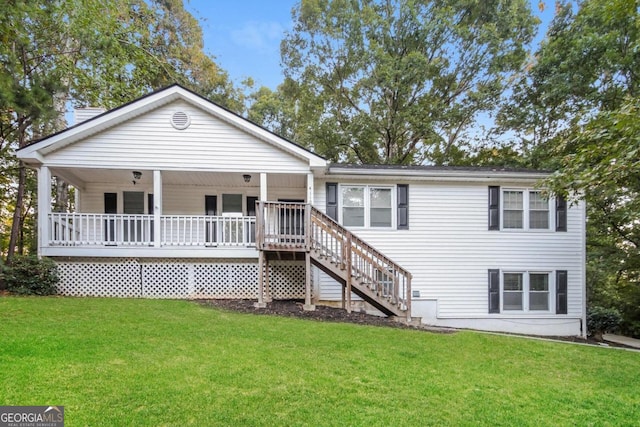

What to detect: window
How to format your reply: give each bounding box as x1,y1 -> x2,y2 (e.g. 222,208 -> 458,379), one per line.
502,189 -> 550,230
370,188 -> 392,227
529,192 -> 549,229
340,185 -> 393,228
222,194 -> 242,214
489,269 -> 566,314
503,273 -> 523,310
502,272 -> 550,312
503,191 -> 523,229
342,186 -> 365,227
529,273 -> 549,311
123,191 -> 144,214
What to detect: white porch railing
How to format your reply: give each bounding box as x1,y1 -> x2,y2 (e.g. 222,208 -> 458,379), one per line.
161,215 -> 255,246
48,213 -> 256,247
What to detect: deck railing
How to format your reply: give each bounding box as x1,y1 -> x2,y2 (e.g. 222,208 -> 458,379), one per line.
256,201 -> 411,315
256,201 -> 308,249
161,215 -> 255,246
48,213 -> 255,247
50,213 -> 154,246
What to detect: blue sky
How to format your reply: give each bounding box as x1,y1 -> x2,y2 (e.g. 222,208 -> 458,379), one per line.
185,0 -> 557,91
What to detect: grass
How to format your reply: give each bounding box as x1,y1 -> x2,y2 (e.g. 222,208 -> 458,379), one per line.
1,297 -> 639,426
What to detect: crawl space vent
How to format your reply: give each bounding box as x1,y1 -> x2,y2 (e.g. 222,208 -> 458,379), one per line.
170,111 -> 191,130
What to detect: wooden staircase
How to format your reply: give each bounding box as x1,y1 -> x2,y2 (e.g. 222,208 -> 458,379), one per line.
255,201 -> 412,320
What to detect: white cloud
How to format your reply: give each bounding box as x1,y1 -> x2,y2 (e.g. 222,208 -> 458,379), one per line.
230,21 -> 285,52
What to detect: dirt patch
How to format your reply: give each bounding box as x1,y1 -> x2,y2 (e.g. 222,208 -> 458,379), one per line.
196,299 -> 454,333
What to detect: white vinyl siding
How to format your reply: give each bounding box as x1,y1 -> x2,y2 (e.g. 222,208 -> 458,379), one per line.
45,100 -> 310,173
314,179 -> 584,319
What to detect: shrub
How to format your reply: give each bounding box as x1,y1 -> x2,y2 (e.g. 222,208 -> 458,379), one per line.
587,306 -> 622,340
3,256 -> 59,296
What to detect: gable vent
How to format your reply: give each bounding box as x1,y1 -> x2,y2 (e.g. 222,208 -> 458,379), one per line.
170,111 -> 191,130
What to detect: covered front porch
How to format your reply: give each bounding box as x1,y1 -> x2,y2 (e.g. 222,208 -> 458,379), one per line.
38,166 -> 315,257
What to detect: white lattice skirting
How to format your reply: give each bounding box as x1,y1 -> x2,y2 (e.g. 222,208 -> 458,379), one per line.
53,257 -> 306,299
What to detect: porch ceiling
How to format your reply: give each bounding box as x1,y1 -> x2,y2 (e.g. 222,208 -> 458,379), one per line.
50,168 -> 306,189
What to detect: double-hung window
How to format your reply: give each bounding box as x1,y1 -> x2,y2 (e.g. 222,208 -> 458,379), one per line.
341,185 -> 393,228
502,272 -> 550,312
502,189 -> 550,230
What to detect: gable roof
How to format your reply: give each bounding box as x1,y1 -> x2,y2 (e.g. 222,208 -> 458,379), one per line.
17,84 -> 327,168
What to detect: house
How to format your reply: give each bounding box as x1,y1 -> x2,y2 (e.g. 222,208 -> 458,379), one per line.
17,85 -> 586,337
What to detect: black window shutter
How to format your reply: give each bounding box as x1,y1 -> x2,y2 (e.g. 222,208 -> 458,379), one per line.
488,269 -> 500,313
104,193 -> 117,214
397,184 -> 409,230
148,194 -> 154,215
556,270 -> 568,314
488,186 -> 500,230
326,182 -> 338,220
556,196 -> 567,232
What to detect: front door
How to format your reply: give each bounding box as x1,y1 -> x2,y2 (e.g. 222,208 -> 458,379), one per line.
104,193 -> 117,244
123,191 -> 145,242
205,195 -> 217,245
246,196 -> 258,244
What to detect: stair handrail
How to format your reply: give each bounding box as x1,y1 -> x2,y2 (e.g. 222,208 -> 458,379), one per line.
256,201 -> 412,317
309,206 -> 412,314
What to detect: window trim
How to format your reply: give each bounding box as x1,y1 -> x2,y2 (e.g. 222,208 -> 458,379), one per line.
500,188 -> 553,231
501,270 -> 554,313
338,184 -> 396,229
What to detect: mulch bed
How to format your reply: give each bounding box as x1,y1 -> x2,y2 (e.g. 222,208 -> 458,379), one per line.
196,299 -> 637,349
196,298 -> 454,333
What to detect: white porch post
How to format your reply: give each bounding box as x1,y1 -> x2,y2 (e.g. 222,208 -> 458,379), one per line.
306,172 -> 314,205
74,187 -> 80,211
260,172 -> 267,201
153,170 -> 162,247
37,166 -> 52,256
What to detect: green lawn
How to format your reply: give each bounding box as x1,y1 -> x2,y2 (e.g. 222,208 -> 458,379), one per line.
1,297 -> 639,426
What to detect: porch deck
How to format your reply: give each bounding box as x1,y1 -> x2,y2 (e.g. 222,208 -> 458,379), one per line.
47,202 -> 412,319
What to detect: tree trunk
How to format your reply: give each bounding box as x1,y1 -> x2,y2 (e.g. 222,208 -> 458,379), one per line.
7,161 -> 26,263
52,92 -> 69,213
54,177 -> 69,212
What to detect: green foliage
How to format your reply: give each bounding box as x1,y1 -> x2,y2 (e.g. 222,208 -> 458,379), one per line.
547,98 -> 640,337
499,0 -> 640,159
587,306 -> 622,338
278,0 -> 537,164
501,0 -> 640,337
0,0 -> 242,260
2,256 -> 59,295
2,298 -> 640,425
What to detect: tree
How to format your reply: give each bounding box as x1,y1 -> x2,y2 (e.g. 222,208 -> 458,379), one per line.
547,99 -> 640,336
503,0 -> 640,336
0,0 -> 239,261
498,0 -> 639,167
279,0 -> 537,165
